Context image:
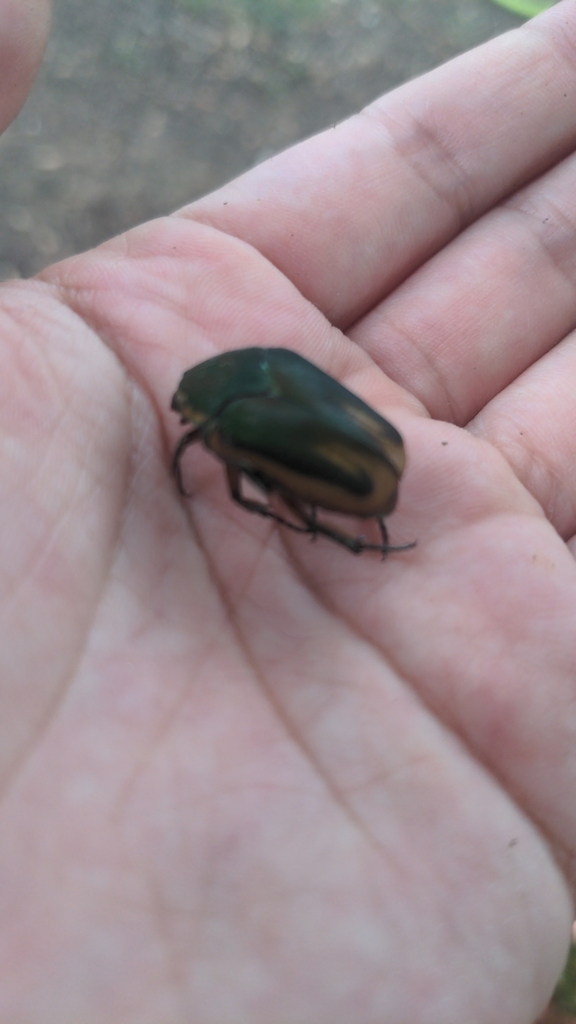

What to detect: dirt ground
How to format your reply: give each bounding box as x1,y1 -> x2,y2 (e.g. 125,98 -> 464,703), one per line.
0,0 -> 518,279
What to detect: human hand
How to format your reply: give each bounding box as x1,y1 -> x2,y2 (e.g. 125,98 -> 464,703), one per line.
2,3 -> 576,1022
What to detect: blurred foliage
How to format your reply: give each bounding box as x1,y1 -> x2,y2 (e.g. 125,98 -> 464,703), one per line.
239,0 -> 325,28
175,0 -> 559,32
552,941 -> 576,1015
178,0 -> 326,30
180,0 -> 557,20
488,0 -> 554,15
537,940 -> 576,1023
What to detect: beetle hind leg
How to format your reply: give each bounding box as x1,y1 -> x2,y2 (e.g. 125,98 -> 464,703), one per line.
226,465 -> 311,534
283,498 -> 416,558
374,516 -> 417,559
225,468 -> 416,557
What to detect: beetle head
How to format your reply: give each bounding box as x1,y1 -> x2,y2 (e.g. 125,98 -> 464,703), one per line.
171,348 -> 276,427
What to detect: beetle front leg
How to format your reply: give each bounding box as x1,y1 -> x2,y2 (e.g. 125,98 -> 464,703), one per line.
172,427 -> 202,496
225,466 -> 311,534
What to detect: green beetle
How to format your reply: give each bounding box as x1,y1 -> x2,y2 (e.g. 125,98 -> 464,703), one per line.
171,347 -> 415,557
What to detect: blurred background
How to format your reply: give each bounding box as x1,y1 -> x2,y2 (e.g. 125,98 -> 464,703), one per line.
0,0 -> 528,280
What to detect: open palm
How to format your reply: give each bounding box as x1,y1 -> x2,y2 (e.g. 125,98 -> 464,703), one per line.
2,3 -> 576,1022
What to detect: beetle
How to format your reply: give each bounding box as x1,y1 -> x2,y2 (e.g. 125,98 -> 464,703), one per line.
171,347 -> 415,557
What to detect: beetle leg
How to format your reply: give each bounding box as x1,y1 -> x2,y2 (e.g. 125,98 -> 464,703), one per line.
172,427 -> 202,496
376,516 -> 390,561
301,504 -> 318,543
280,495 -> 363,554
309,505 -> 319,543
282,496 -> 416,557
372,518 -> 417,558
375,516 -> 417,556
377,516 -> 389,548
225,465 -> 310,534
222,469 -> 416,557
274,494 -> 322,543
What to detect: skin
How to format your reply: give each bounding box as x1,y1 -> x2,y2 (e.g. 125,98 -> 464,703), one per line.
1,1 -> 576,1020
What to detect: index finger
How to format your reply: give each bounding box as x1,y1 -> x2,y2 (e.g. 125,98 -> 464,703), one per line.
183,1 -> 576,328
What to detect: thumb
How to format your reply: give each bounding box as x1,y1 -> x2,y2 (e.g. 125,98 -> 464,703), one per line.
0,0 -> 51,134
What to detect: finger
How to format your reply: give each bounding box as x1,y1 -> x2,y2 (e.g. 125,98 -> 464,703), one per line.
0,0 -> 51,134
468,329 -> 576,539
350,147 -> 576,423
184,2 -> 576,327
42,217 -> 420,431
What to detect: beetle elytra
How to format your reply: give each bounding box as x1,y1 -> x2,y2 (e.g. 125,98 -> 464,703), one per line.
171,347 -> 415,557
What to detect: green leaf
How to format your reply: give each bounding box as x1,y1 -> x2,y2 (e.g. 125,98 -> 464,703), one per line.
489,0 -> 555,17
552,940 -> 576,1014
